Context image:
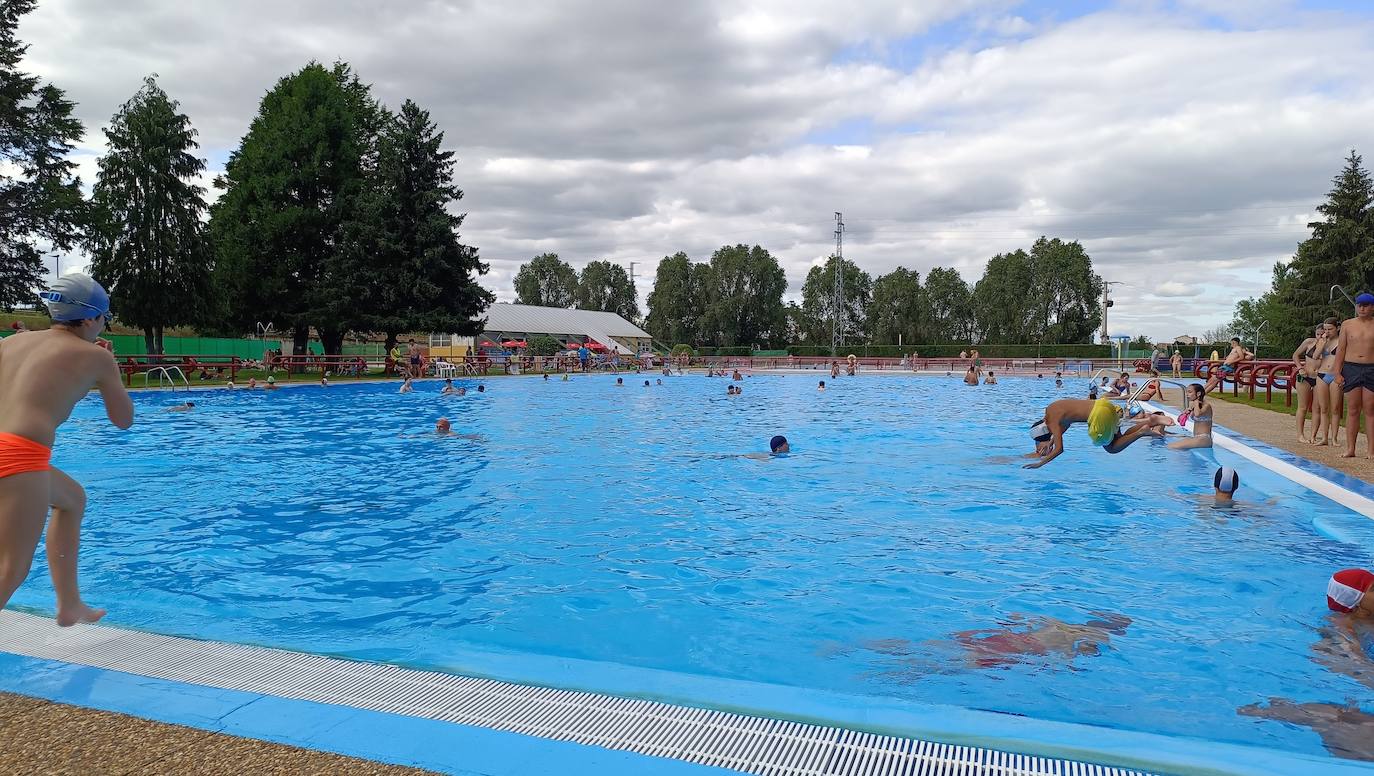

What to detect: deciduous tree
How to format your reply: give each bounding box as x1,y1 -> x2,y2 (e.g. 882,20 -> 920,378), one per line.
576,259 -> 638,320
514,253 -> 578,308
800,256 -> 871,345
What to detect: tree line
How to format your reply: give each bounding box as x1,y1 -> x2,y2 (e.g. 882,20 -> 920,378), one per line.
513,237 -> 1103,349
0,1 -> 491,354
1231,150 -> 1374,353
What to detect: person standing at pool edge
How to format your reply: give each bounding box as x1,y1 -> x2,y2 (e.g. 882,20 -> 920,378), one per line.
0,274 -> 133,625
1334,293 -> 1374,459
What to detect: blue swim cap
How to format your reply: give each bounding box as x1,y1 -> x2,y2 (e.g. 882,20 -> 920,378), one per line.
39,273 -> 110,322
770,435 -> 788,452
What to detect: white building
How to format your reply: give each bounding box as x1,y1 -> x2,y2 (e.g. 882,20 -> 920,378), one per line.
429,303 -> 652,357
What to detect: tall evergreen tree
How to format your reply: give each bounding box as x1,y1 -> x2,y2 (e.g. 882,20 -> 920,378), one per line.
209,62 -> 375,352
0,0 -> 86,310
644,251 -> 705,345
1275,150 -> 1374,347
575,259 -> 638,320
513,253 -> 577,307
87,76 -> 210,354
799,256 -> 871,345
339,99 -> 491,354
700,244 -> 786,348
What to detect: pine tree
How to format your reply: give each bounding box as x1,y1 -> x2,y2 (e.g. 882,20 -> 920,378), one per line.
341,99 -> 491,354
88,76 -> 210,353
0,0 -> 86,310
1277,150 -> 1374,346
209,62 -> 376,352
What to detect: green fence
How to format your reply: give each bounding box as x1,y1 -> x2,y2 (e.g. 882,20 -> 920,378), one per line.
104,335 -> 282,359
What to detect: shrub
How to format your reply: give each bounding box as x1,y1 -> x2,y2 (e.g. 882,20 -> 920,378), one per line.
527,335 -> 564,357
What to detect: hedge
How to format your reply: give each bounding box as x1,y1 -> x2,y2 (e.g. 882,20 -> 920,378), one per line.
785,344 -> 1111,358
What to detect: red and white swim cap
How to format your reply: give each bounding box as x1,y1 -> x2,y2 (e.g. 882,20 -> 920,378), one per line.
1327,569 -> 1374,613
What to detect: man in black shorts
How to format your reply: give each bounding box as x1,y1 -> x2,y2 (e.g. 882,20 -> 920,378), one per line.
1335,293 -> 1374,458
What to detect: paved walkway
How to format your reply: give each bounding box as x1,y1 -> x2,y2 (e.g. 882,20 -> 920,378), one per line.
1151,392 -> 1374,484
0,692 -> 435,776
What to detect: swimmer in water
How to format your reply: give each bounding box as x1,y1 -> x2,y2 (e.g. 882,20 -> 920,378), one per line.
983,371 -> 997,385
1213,466 -> 1240,507
441,378 -> 457,395
952,612 -> 1132,669
165,402 -> 196,413
656,379 -> 663,385
1238,699 -> 1374,761
399,377 -> 413,394
643,380 -> 650,387
731,369 -> 742,381
741,435 -> 790,460
963,367 -> 979,386
818,380 -> 826,391
1023,399 -> 1165,469
435,417 -> 451,435
615,377 -> 624,386
264,376 -> 278,390
320,375 -> 329,387
543,373 -> 549,381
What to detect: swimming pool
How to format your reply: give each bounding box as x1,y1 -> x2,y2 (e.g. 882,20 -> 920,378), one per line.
11,374 -> 1374,767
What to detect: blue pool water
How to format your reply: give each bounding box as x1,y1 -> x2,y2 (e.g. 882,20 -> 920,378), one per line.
12,374 -> 1374,763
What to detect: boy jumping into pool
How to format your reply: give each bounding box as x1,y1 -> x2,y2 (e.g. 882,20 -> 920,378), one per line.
1022,399 -> 1166,469
0,274 -> 133,625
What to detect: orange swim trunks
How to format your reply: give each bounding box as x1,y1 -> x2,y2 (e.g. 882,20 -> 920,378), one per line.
0,432 -> 52,478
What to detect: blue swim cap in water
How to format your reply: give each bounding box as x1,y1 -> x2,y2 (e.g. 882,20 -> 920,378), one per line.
770,435 -> 788,452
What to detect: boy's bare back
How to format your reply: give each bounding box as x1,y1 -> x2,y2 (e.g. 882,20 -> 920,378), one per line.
0,329 -> 132,446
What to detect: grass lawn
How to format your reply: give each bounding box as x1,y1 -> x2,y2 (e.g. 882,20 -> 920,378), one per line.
1212,390 -> 1300,416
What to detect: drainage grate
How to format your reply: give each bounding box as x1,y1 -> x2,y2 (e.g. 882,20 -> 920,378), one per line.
0,610 -> 1156,776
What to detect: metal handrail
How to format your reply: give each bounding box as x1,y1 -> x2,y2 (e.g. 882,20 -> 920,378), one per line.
140,366 -> 189,390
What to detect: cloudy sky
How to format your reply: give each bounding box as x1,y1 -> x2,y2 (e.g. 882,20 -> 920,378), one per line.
18,0 -> 1374,340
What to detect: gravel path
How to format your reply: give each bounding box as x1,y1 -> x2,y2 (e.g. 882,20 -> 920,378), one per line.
0,692 -> 437,776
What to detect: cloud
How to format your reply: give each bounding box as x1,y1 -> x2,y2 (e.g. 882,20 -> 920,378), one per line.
14,0 -> 1374,340
1153,281 -> 1203,298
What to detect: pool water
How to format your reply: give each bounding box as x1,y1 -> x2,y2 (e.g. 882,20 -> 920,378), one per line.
13,374 -> 1374,762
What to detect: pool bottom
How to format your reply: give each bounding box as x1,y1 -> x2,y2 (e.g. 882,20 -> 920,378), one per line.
0,608 -> 1365,776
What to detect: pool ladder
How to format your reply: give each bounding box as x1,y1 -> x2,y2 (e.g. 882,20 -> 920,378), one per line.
140,366 -> 190,391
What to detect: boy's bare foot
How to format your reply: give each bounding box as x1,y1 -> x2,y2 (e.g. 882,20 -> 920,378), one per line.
1342,451 -> 1356,459
56,602 -> 106,627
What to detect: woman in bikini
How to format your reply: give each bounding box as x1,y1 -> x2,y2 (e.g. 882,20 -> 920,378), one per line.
1168,383 -> 1214,450
1312,318 -> 1342,446
1294,324 -> 1322,443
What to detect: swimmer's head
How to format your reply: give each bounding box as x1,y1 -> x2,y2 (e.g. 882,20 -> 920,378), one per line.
1030,420 -> 1052,444
643,380 -> 650,386
185,401 -> 195,407
477,384 -> 485,392
436,417 -> 451,433
445,378 -> 452,385
266,376 -> 275,384
1214,466 -> 1240,496
770,435 -> 789,453
616,378 -> 623,385
1328,569 -> 1374,613
1188,383 -> 1205,400
818,380 -> 826,388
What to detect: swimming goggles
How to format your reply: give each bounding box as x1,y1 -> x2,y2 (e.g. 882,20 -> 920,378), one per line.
38,291 -> 114,324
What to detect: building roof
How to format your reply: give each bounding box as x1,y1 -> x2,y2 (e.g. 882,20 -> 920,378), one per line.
480,303 -> 651,339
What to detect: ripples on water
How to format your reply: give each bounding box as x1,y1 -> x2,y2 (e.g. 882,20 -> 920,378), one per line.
15,373 -> 1374,758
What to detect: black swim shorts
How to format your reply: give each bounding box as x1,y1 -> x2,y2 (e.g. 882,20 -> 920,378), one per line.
1342,362 -> 1374,393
